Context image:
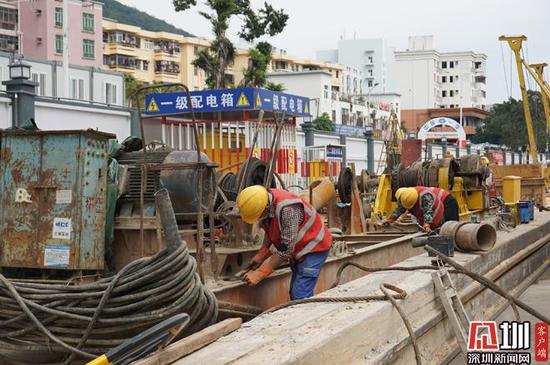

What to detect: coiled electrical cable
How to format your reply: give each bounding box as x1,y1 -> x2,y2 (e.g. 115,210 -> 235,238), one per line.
0,189 -> 218,363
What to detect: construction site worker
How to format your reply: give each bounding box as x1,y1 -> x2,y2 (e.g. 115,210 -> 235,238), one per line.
236,185 -> 333,300
386,187 -> 459,233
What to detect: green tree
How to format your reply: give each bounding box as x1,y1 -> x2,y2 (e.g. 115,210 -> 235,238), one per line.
265,82 -> 285,92
313,113 -> 335,132
173,0 -> 288,89
473,91 -> 549,150
242,41 -> 272,87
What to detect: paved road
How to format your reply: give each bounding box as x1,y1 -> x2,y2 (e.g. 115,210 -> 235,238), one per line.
449,267 -> 550,364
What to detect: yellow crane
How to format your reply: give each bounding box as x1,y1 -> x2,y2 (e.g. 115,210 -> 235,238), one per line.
500,35 -> 550,163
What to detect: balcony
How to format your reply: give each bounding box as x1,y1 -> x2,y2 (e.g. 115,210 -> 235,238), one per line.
155,61 -> 180,75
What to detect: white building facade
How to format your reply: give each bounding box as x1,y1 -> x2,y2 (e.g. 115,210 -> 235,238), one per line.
0,52 -> 125,106
317,38 -> 397,94
394,36 -> 487,111
268,71 -> 399,136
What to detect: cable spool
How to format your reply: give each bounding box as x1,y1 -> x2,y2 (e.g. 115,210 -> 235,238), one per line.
236,158 -> 277,190
457,154 -> 488,189
337,167 -> 354,204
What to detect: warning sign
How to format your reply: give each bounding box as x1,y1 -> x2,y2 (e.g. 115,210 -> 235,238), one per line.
147,97 -> 160,112
236,92 -> 251,107
255,94 -> 262,108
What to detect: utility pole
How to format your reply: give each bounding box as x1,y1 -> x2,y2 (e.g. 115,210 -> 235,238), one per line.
366,82 -> 379,128
63,0 -> 70,98
499,35 -> 538,163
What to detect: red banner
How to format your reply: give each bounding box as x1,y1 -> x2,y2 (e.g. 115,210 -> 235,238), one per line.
492,152 -> 504,163
535,322 -> 549,362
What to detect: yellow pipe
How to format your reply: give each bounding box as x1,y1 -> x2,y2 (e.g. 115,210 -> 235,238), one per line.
499,35 -> 539,163
299,178 -> 336,210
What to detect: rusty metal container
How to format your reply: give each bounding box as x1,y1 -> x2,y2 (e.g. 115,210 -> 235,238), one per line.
0,130 -> 114,270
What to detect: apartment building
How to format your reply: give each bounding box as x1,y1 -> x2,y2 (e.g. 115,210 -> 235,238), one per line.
268,70 -> 399,136
0,51 -> 124,105
0,1 -> 17,52
19,0 -> 102,68
102,20 -> 211,88
317,38 -> 396,94
394,36 -> 488,136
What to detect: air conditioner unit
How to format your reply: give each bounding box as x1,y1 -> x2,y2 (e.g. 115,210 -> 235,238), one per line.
35,9 -> 42,16
36,37 -> 42,44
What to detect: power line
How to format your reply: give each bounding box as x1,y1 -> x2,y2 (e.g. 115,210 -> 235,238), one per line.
500,42 -> 511,98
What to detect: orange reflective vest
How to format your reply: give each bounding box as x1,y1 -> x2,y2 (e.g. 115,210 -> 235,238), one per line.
263,189 -> 332,260
412,186 -> 450,228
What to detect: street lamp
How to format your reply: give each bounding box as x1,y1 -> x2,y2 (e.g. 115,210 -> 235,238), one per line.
8,58 -> 31,80
366,82 -> 379,129
2,57 -> 38,128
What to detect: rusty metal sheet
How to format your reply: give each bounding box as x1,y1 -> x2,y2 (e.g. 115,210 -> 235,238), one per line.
0,130 -> 110,270
212,232 -> 425,310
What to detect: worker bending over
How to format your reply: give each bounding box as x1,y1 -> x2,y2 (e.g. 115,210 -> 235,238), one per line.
386,186 -> 459,233
236,186 -> 332,300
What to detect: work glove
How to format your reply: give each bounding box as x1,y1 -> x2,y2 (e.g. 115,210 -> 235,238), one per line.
423,223 -> 432,233
243,265 -> 274,286
246,245 -> 272,270
382,217 -> 395,227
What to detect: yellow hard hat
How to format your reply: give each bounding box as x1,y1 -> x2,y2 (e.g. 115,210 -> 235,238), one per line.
395,187 -> 407,200
480,156 -> 490,166
399,188 -> 419,209
236,185 -> 269,224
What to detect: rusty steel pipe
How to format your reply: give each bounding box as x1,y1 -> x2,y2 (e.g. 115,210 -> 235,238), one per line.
455,222 -> 497,251
440,221 -> 468,242
299,178 -> 337,210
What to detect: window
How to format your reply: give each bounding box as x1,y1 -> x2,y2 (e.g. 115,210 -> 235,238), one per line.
368,56 -> 373,64
82,39 -> 94,58
55,7 -> 63,27
442,61 -> 447,69
367,80 -> 373,87
449,76 -> 454,83
55,35 -> 63,54
323,85 -> 329,99
135,59 -> 141,70
82,13 -> 94,32
450,90 -> 454,97
32,72 -> 47,96
143,60 -> 149,71
450,61 -> 455,69
143,39 -> 154,50
475,61 -> 482,69
442,90 -> 447,97
105,82 -> 117,104
442,76 -> 447,83
70,78 -> 84,100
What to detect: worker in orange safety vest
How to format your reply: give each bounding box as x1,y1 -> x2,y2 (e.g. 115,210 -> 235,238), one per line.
385,186 -> 459,232
236,185 -> 333,300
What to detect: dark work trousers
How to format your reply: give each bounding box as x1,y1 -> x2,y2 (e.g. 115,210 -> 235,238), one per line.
442,194 -> 460,223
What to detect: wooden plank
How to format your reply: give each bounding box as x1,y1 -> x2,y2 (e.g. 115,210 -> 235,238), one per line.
133,318 -> 242,365
491,163 -> 544,179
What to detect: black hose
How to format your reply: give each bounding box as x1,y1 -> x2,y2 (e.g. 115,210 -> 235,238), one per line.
0,189 -> 218,363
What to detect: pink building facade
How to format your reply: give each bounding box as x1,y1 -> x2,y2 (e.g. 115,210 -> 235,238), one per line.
20,0 -> 102,68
